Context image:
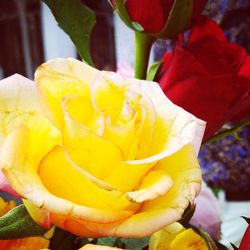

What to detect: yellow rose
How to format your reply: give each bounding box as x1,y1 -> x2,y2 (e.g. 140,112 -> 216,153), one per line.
149,222 -> 208,250
0,198 -> 49,250
0,58 -> 205,237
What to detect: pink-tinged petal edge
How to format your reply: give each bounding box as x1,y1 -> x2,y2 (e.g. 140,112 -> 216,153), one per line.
0,170 -> 21,198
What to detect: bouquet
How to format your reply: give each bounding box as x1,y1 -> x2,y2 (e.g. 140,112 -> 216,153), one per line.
0,0 -> 249,249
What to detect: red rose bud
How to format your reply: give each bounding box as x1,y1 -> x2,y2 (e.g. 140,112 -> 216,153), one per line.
111,0 -> 207,38
159,17 -> 250,140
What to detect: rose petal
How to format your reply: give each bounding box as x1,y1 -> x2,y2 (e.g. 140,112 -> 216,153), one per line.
38,146 -> 138,211
126,170 -> 173,202
35,58 -> 97,129
61,145 -> 201,237
22,199 -> 51,229
0,126 -> 132,224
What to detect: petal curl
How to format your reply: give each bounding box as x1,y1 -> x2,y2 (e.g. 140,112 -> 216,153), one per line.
126,170 -> 173,203
0,74 -> 40,150
35,58 -> 97,129
38,146 -> 139,212
62,106 -> 124,179
54,145 -> 201,237
0,126 -> 133,224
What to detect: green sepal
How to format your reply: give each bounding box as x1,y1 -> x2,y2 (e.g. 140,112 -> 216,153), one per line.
49,227 -> 81,250
146,61 -> 162,81
178,203 -> 196,227
157,0 -> 193,39
0,204 -> 48,239
197,228 -> 219,250
242,216 -> 250,224
114,0 -> 133,29
230,243 -> 239,250
42,0 -> 96,66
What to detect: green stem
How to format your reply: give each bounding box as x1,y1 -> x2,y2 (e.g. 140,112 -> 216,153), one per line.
203,115 -> 250,144
134,31 -> 155,80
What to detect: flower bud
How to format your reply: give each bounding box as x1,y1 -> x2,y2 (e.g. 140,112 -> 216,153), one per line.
111,0 -> 207,38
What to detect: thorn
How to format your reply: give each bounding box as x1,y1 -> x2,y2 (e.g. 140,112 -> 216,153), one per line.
242,216 -> 250,224
230,243 -> 238,250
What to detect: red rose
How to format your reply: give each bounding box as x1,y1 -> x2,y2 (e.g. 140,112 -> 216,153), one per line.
111,0 -> 207,35
159,17 -> 250,140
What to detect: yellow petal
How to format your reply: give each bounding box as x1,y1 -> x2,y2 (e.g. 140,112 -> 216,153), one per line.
141,145 -> 201,215
149,222 -> 185,250
90,72 -> 126,117
38,146 -> 139,212
35,58 -> 97,129
0,74 -> 61,166
126,170 -> 173,203
63,206 -> 181,237
0,127 -> 132,224
0,74 -> 39,149
103,161 -> 155,192
63,95 -> 93,125
22,199 -> 51,228
0,198 -> 16,217
63,109 -> 123,179
123,80 -> 206,164
78,145 -> 201,237
170,228 -> 208,250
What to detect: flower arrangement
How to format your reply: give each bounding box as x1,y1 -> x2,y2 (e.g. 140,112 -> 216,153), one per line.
0,0 -> 249,250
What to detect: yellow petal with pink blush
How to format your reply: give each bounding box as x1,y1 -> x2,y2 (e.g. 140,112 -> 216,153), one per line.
0,198 -> 49,250
22,199 -> 51,229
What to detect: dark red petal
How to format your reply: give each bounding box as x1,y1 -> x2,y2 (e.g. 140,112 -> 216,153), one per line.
160,73 -> 250,140
186,39 -> 247,75
126,0 -> 172,33
188,17 -> 226,45
159,46 -> 209,90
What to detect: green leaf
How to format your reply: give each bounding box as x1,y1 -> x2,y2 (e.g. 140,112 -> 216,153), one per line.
158,0 -> 193,39
42,0 -> 96,65
97,237 -> 117,247
204,115 -> 250,144
0,204 -> 48,239
146,61 -> 162,81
